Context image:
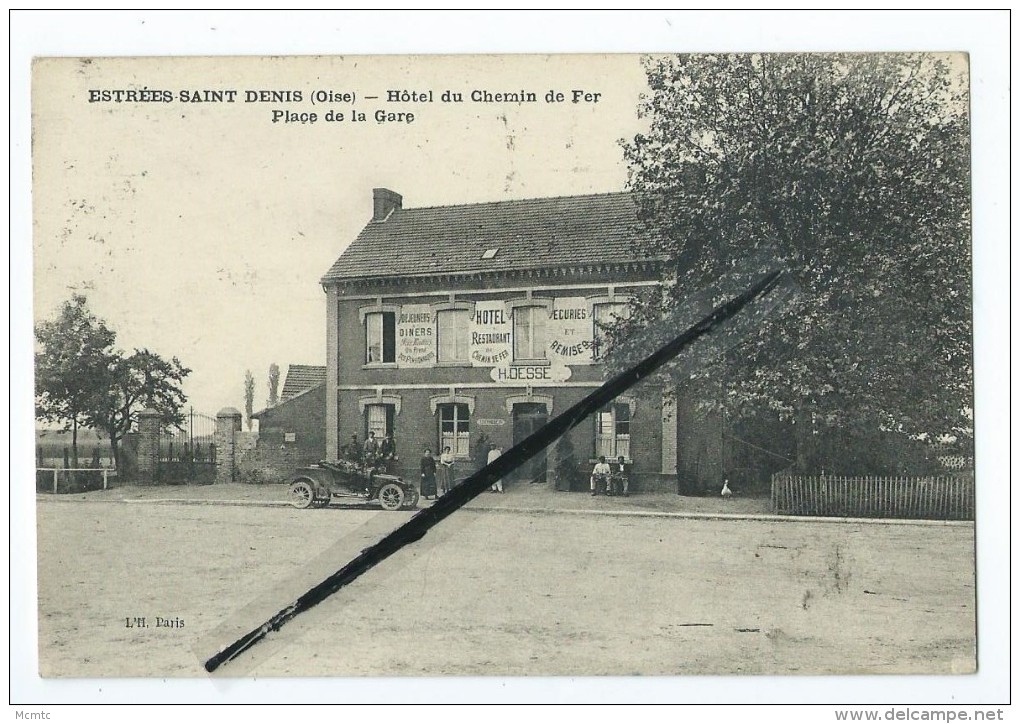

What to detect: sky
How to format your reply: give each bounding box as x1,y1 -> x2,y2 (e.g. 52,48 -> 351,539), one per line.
31,54 -> 648,416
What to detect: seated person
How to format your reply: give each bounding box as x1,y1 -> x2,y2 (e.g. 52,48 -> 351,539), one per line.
590,456 -> 611,496
611,455 -> 630,497
340,434 -> 361,464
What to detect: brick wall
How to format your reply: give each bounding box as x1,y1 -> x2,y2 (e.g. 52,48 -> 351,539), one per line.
136,409 -> 160,483
324,272 -> 718,496
240,385 -> 327,482
215,408 -> 242,484
336,382 -> 671,492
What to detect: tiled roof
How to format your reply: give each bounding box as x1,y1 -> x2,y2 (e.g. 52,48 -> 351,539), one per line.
281,364 -> 327,401
321,191 -> 658,283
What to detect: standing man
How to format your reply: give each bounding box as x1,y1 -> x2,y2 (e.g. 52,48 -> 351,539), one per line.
379,432 -> 397,473
487,444 -> 504,493
363,431 -> 379,471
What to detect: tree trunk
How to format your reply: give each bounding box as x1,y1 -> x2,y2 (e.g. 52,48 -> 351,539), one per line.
794,407 -> 814,474
109,434 -> 121,474
71,417 -> 80,468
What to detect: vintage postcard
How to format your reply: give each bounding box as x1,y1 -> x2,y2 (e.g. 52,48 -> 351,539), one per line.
23,42 -> 996,698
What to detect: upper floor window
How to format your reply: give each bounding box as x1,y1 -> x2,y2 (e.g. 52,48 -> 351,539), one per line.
366,311 -> 396,364
592,301 -> 630,360
513,305 -> 548,361
437,309 -> 470,363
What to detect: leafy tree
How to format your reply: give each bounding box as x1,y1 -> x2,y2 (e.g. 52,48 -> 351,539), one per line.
35,294 -> 191,472
35,295 -> 116,467
88,349 -> 191,471
619,53 -> 971,471
267,363 -> 280,408
244,369 -> 255,430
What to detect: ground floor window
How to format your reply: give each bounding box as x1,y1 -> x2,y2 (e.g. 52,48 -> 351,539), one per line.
439,403 -> 470,458
596,403 -> 631,459
366,403 -> 394,439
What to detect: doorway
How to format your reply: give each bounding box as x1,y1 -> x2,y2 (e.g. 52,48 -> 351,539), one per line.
511,402 -> 548,484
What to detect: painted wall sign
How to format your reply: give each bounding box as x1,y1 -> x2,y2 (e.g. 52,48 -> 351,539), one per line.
475,418 -> 507,427
396,303 -> 436,367
387,295 -> 602,371
284,432 -> 296,443
490,364 -> 572,383
547,296 -> 594,365
469,300 -> 512,367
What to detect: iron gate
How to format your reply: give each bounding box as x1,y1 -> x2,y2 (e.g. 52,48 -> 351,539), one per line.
158,408 -> 217,483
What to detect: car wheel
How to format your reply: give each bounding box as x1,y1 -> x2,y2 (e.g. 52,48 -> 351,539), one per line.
289,480 -> 314,509
402,488 -> 420,509
377,483 -> 405,511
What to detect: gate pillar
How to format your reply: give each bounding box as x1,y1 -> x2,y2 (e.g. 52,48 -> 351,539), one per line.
216,407 -> 243,484
137,408 -> 161,484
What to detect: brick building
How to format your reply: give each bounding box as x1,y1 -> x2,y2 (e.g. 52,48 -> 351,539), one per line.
321,188 -> 689,492
251,364 -> 326,470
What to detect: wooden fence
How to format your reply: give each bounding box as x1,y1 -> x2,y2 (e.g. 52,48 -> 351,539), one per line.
37,444 -> 115,469
771,473 -> 974,520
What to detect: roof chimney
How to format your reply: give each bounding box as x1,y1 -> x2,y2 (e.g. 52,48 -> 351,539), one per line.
372,188 -> 402,221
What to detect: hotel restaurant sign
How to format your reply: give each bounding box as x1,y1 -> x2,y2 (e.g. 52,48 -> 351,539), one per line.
394,297 -> 597,382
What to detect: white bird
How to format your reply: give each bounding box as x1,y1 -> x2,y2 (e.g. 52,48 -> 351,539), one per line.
721,480 -> 733,497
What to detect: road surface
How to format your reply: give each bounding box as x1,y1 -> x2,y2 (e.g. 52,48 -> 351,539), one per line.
35,500 -> 975,677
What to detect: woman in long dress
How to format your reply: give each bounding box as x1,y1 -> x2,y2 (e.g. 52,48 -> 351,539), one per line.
438,445 -> 455,495
420,447 -> 438,500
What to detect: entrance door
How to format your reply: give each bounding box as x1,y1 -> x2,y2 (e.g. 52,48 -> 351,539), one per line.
511,403 -> 548,484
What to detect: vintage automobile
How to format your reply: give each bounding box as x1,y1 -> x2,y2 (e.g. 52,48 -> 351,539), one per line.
288,459 -> 419,511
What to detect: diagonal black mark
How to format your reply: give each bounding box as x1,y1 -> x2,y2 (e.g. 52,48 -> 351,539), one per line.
204,267 -> 788,673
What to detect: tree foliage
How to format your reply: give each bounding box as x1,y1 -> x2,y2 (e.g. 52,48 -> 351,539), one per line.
244,369 -> 255,430
620,53 -> 971,449
267,363 -> 280,408
88,349 -> 190,468
35,295 -> 190,470
34,294 -> 117,465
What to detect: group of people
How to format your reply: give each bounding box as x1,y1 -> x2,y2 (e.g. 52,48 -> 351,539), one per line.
419,446 -> 458,500
590,455 -> 630,496
341,431 -> 397,474
343,435 -> 629,499
341,433 -> 503,500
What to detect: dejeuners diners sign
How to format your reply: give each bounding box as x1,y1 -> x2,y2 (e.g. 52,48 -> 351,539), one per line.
396,304 -> 436,367
394,298 -> 596,377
